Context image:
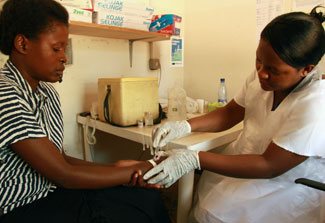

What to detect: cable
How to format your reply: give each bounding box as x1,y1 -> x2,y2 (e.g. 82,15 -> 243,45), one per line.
85,116 -> 97,145
104,87 -> 111,124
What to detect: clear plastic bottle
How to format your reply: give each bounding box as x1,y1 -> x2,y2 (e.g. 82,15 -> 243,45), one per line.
218,78 -> 227,104
168,87 -> 187,121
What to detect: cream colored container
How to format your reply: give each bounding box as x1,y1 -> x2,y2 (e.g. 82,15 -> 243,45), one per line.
98,77 -> 158,126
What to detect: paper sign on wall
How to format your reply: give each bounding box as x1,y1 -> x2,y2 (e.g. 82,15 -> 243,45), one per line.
293,0 -> 325,11
256,0 -> 283,42
171,38 -> 183,67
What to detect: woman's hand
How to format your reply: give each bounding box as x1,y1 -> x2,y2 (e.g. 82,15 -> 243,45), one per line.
125,170 -> 164,189
120,160 -> 164,189
143,149 -> 200,188
152,120 -> 191,148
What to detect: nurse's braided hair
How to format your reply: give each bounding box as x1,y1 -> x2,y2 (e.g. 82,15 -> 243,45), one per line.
0,0 -> 69,55
261,6 -> 325,69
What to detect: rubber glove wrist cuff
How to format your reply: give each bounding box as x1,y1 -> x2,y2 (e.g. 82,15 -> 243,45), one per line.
194,150 -> 201,170
184,120 -> 192,133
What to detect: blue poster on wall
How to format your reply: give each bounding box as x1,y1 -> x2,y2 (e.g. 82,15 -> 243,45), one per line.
171,38 -> 183,67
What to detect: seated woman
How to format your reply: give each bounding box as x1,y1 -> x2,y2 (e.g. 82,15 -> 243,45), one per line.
0,0 -> 170,222
145,6 -> 325,223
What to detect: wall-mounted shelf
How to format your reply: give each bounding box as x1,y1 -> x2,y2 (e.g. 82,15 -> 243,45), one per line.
69,21 -> 171,42
69,21 -> 170,67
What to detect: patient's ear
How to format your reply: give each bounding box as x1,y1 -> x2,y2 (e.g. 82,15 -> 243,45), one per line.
13,34 -> 29,54
300,65 -> 315,77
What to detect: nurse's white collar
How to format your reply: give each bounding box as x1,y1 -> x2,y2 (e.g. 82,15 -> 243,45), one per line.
292,66 -> 321,93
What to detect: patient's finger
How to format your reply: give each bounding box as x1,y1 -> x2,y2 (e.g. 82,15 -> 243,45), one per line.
124,171 -> 139,187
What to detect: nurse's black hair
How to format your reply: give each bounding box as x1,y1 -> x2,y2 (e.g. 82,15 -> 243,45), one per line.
0,0 -> 69,55
261,6 -> 325,68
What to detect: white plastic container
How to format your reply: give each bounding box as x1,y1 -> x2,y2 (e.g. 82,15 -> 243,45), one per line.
168,87 -> 187,121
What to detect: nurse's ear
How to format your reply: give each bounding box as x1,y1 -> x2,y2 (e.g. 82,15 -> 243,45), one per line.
300,65 -> 315,77
13,34 -> 29,55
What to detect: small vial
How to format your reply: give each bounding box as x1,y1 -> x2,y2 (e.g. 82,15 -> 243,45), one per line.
137,119 -> 144,128
144,112 -> 153,126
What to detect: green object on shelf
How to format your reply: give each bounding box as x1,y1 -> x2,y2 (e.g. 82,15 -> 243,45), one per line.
208,101 -> 226,112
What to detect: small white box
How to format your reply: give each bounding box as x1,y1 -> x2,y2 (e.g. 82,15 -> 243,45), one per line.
118,0 -> 150,5
123,22 -> 150,31
93,0 -> 154,19
56,0 -> 93,10
93,11 -> 151,30
64,6 -> 92,23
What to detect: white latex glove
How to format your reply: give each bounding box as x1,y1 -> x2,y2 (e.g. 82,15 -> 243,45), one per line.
143,149 -> 200,188
152,120 -> 191,148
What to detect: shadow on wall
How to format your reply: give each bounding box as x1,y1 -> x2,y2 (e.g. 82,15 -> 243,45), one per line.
82,82 -> 98,114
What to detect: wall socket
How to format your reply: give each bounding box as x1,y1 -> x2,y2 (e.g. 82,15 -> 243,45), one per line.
149,59 -> 160,70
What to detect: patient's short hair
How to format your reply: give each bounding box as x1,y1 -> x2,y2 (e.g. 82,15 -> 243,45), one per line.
0,0 -> 69,55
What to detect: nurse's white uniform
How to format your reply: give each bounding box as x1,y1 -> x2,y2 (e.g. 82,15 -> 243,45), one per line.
190,68 -> 325,223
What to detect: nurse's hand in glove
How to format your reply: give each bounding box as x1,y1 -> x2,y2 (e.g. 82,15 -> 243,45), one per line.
152,121 -> 191,148
143,149 -> 201,188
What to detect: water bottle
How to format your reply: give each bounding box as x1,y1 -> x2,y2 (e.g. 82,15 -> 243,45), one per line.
218,78 -> 227,104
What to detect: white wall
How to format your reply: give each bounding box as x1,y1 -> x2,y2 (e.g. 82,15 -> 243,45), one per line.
183,0 -> 257,102
183,0 -> 325,103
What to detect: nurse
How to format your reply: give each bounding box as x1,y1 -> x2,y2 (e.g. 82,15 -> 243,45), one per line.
144,6 -> 325,222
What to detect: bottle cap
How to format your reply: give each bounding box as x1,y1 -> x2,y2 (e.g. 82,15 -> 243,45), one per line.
220,78 -> 225,82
